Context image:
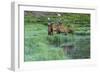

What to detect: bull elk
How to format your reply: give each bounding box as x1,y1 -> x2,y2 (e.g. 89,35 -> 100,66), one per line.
48,23 -> 74,35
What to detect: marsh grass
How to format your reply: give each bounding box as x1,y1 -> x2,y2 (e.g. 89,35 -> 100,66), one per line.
24,12 -> 90,61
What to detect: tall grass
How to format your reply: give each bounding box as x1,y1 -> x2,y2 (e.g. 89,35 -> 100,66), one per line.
24,12 -> 90,61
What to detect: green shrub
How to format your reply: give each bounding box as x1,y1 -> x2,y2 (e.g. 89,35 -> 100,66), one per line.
69,35 -> 90,59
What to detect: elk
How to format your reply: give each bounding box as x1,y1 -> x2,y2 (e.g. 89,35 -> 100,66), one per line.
47,15 -> 74,35
48,23 -> 73,35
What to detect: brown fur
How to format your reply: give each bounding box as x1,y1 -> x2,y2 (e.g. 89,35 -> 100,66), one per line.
48,24 -> 73,35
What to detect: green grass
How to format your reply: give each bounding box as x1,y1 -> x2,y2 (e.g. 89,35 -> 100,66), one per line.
24,23 -> 90,61
24,23 -> 68,61
24,12 -> 90,61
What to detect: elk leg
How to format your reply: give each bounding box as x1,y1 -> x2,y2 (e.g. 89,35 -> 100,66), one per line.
57,25 -> 60,34
57,30 -> 60,34
48,26 -> 52,35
